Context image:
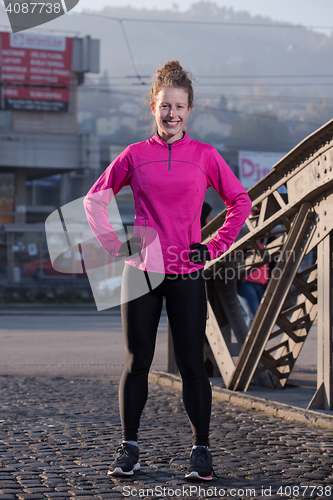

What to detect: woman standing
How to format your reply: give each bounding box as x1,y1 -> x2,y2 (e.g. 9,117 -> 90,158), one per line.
84,61 -> 251,481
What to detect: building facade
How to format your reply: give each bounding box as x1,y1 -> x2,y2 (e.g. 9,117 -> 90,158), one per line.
0,33 -> 100,292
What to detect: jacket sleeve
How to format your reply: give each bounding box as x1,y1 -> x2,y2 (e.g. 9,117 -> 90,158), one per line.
83,147 -> 132,258
205,148 -> 252,260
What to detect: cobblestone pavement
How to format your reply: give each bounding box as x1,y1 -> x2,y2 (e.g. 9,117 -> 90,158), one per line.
1,377 -> 333,500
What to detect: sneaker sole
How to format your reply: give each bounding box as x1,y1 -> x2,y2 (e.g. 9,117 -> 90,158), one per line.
185,471 -> 212,481
107,462 -> 140,477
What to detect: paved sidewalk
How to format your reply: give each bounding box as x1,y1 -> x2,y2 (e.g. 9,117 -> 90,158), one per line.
0,306 -> 321,410
0,308 -> 167,379
1,376 -> 333,500
1,306 -> 333,499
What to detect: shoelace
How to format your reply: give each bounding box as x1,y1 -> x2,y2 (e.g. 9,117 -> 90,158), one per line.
193,447 -> 209,464
116,444 -> 135,461
117,444 -> 126,454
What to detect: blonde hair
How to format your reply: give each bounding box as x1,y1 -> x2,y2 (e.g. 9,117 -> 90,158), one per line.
150,60 -> 194,108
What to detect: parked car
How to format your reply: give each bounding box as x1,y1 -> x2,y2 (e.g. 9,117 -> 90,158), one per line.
22,258 -> 86,280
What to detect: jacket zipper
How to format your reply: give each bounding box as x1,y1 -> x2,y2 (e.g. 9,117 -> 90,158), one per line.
168,144 -> 172,171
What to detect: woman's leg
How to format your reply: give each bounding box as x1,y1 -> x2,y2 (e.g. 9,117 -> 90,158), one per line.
119,268 -> 163,442
165,272 -> 211,446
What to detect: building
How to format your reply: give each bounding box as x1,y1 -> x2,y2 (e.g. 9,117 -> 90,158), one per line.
0,32 -> 100,292
96,110 -> 136,137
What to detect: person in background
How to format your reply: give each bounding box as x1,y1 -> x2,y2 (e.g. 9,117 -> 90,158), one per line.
84,60 -> 251,481
237,208 -> 269,320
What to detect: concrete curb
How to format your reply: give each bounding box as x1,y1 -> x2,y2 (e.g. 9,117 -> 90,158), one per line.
0,304 -> 118,315
148,370 -> 333,430
0,305 -> 167,316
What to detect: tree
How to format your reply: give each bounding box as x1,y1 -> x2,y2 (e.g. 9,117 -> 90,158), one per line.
218,95 -> 228,110
292,98 -> 333,145
224,113 -> 292,152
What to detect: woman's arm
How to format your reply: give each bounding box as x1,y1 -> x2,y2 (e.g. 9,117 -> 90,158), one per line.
84,147 -> 132,258
205,148 -> 252,260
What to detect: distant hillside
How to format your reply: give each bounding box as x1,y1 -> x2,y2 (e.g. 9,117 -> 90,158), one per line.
0,1 -> 331,93
75,2 -> 332,89
0,1 -> 331,150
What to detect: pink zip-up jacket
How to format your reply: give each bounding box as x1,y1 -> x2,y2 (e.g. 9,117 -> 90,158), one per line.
84,132 -> 251,274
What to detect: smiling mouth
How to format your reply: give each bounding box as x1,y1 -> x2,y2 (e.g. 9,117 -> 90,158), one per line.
164,120 -> 181,126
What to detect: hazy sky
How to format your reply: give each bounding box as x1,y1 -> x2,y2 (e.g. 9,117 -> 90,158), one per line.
75,0 -> 333,33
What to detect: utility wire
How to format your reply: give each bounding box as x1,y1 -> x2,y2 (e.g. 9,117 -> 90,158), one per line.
82,80 -> 333,88
80,12 -> 333,31
12,74 -> 325,105
3,80 -> 333,91
78,84 -> 333,104
193,83 -> 333,87
76,87 -> 331,128
91,73 -> 333,80
196,94 -> 333,103
90,73 -> 333,82
118,20 -> 143,84
194,74 -> 333,79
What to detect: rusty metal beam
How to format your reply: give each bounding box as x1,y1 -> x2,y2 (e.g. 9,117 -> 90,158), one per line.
205,301 -> 235,386
192,119 -> 333,404
228,203 -> 316,391
308,231 -> 333,410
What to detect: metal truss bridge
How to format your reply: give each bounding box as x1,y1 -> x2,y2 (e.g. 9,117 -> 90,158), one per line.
171,118 -> 333,411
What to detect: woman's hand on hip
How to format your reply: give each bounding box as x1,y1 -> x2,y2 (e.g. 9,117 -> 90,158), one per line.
118,238 -> 142,258
189,243 -> 211,264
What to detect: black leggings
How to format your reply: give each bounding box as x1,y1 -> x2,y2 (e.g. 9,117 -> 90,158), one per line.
119,265 -> 211,446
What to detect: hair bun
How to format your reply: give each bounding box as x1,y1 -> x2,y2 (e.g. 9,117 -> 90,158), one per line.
163,61 -> 182,73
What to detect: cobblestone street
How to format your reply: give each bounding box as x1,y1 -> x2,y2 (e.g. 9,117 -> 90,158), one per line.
1,376 -> 333,500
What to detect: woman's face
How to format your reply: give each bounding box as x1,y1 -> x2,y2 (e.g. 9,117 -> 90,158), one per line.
150,87 -> 192,144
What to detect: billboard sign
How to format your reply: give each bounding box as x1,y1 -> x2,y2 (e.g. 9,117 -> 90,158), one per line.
238,150 -> 286,190
1,32 -> 73,112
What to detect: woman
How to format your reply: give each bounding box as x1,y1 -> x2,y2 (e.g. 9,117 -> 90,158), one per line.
84,61 -> 251,481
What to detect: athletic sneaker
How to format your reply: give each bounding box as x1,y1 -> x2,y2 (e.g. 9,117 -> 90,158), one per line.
107,442 -> 140,477
185,446 -> 214,481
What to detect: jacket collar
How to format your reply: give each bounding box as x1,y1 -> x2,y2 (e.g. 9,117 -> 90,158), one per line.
150,131 -> 191,148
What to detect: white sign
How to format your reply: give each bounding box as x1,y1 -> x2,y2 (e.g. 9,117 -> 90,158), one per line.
28,243 -> 38,256
238,151 -> 286,190
10,33 -> 66,52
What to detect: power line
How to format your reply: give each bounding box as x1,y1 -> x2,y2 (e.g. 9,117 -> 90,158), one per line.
77,78 -> 333,105
118,20 -> 143,84
80,12 -> 333,31
81,80 -> 333,88
197,94 -> 333,104
90,73 -> 333,82
84,74 -> 333,89
78,84 -> 333,104
76,87 -> 331,129
97,75 -> 151,80
90,73 -> 333,80
194,83 -> 333,87
195,74 -> 333,79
